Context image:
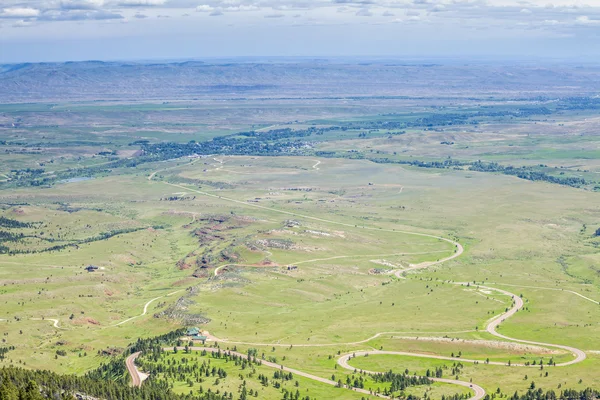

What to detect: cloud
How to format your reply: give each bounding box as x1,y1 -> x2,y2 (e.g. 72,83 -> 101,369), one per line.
12,19 -> 33,27
333,0 -> 373,4
575,15 -> 600,24
195,5 -> 213,12
116,0 -> 165,6
134,12 -> 148,17
382,10 -> 394,17
355,8 -> 372,16
225,5 -> 259,11
39,9 -> 123,20
209,9 -> 223,16
59,0 -> 105,10
1,7 -> 40,18
264,12 -> 284,18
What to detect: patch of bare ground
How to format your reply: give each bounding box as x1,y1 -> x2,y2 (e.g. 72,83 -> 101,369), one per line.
391,336 -> 561,354
72,317 -> 100,326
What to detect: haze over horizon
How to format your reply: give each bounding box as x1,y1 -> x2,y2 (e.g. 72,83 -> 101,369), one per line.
1,0 -> 600,63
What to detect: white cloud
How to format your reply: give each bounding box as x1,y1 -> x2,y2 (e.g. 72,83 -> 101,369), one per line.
117,0 -> 165,6
196,4 -> 213,12
12,19 -> 33,27
575,15 -> 600,24
60,0 -> 105,10
356,8 -> 372,16
225,5 -> 259,11
1,7 -> 40,18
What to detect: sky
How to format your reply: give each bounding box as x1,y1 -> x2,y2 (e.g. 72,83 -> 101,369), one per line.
1,0 -> 600,63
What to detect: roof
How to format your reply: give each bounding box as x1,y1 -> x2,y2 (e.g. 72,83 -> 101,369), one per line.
186,327 -> 200,335
192,335 -> 207,341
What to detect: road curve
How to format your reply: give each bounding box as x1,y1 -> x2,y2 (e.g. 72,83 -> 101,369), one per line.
173,347 -> 389,398
134,168 -> 588,398
479,284 -> 586,366
126,352 -> 143,387
112,290 -> 183,327
338,352 -> 485,400
164,181 -> 464,268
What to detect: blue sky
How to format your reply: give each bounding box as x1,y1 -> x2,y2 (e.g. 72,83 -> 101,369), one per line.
1,0 -> 600,63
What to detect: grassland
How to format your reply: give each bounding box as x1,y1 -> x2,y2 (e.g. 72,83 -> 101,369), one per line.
1,67 -> 600,399
0,150 -> 598,399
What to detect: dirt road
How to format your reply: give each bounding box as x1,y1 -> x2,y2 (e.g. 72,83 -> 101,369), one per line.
129,166 -> 591,398
338,352 -> 486,400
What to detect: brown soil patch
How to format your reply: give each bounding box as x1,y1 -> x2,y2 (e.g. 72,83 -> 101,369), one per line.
73,317 -> 100,325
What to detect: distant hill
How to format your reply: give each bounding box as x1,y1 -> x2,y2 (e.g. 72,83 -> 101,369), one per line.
2,60 -> 600,102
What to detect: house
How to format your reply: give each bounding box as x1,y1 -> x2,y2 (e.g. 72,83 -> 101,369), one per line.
186,327 -> 200,336
85,265 -> 99,272
191,334 -> 208,344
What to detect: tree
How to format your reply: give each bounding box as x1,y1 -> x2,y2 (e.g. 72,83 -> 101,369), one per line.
0,379 -> 19,400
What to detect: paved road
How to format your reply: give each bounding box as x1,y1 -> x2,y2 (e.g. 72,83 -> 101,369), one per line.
126,352 -> 144,387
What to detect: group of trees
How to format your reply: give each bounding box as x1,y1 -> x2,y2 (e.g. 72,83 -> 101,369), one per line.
367,157 -> 590,188
0,217 -> 32,229
0,365 -> 194,400
370,370 -> 433,392
0,225 -> 154,255
0,346 -> 15,361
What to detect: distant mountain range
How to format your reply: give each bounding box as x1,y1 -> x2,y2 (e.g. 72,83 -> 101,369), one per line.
1,60 -> 600,103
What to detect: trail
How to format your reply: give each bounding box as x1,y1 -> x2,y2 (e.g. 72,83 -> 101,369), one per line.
312,160 -> 321,170
213,250 -> 450,277
148,157 -> 203,181
208,330 -> 477,348
127,170 -> 590,398
211,284 -> 586,366
485,282 -> 599,305
158,347 -> 389,398
338,352 -> 485,400
162,181 -> 464,269
31,318 -> 63,329
477,284 -> 586,366
112,290 -> 183,327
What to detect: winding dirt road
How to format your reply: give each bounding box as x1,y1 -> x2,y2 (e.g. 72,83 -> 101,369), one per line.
338,352 -> 486,400
112,290 -> 183,327
165,347 -> 389,398
478,284 -> 586,366
124,162 -> 593,399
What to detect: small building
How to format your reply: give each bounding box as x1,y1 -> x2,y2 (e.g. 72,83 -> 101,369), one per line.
85,265 -> 99,272
191,334 -> 208,344
186,327 -> 200,336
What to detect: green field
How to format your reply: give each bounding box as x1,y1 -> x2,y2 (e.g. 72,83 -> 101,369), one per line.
1,92 -> 599,400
